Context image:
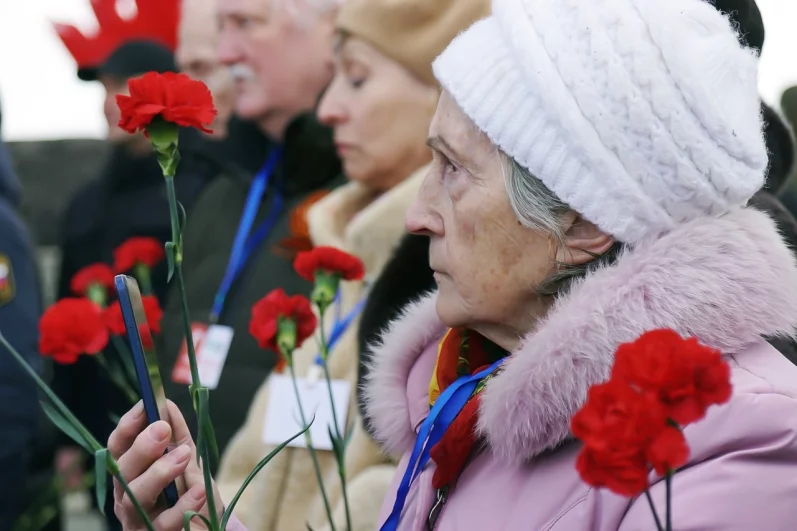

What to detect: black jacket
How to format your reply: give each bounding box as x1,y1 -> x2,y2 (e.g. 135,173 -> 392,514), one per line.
0,133 -> 44,529
51,131 -> 211,458
158,114 -> 343,461
357,233 -> 436,423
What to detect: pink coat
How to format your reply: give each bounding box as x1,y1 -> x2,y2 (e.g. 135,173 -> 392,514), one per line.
361,208 -> 797,531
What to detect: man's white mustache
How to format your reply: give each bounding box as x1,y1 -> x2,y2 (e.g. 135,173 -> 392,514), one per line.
230,64 -> 256,82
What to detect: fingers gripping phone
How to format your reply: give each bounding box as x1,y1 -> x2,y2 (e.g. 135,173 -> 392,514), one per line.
115,275 -> 180,508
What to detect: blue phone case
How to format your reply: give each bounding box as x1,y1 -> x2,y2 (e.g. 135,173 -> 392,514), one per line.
114,275 -> 180,508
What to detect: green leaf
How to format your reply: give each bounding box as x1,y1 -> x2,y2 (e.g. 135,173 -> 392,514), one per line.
344,423 -> 355,448
306,525 -> 316,531
94,449 -> 108,515
220,420 -> 313,530
204,413 -> 220,468
196,388 -> 219,468
166,242 -> 176,282
177,200 -> 188,230
328,425 -> 343,462
111,335 -> 139,389
182,511 -> 212,531
40,401 -> 91,453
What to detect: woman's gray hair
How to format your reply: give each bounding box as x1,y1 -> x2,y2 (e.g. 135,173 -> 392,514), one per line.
502,154 -> 625,296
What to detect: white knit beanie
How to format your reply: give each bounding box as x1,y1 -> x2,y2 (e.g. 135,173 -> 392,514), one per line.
432,0 -> 768,244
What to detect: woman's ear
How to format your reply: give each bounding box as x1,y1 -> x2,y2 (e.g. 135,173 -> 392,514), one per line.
555,215 -> 615,266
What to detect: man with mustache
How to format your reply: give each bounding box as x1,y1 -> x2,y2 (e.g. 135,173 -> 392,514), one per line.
157,0 -> 342,461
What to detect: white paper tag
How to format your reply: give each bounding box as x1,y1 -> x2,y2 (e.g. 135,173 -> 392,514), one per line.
193,324 -> 234,390
262,374 -> 350,451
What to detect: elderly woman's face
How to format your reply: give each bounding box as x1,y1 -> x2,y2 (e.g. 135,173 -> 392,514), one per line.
405,92 -> 557,337
317,36 -> 439,191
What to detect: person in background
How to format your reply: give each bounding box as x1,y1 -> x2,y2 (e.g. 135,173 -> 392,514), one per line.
174,0 -> 274,186
106,0 -> 797,528
0,100 -> 46,529
777,86 -> 797,215
214,1 -> 489,529
158,0 -> 342,460
710,0 -> 797,364
52,40 -> 212,528
356,232 -> 436,423
177,0 -> 234,138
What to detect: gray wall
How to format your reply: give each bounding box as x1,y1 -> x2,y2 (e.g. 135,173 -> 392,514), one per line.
6,139 -> 110,304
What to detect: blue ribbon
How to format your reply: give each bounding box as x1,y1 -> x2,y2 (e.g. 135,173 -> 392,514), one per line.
313,294 -> 367,366
210,148 -> 283,322
379,358 -> 504,531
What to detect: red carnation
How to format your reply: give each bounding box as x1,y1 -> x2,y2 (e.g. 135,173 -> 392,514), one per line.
576,444 -> 651,497
294,247 -> 365,282
572,379 -> 668,452
70,264 -> 115,297
250,289 -> 317,363
116,72 -> 217,135
572,380 -> 671,496
114,237 -> 165,273
645,426 -> 689,476
39,299 -> 109,365
103,296 -> 164,337
611,329 -> 732,426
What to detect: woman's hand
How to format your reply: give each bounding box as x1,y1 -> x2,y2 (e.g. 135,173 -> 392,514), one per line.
108,400 -> 223,530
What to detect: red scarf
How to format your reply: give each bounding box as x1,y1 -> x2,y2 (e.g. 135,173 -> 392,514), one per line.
427,328 -> 505,489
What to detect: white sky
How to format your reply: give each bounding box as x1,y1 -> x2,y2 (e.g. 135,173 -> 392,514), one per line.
0,0 -> 796,141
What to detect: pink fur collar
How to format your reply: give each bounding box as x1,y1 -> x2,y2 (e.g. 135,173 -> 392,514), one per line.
362,208 -> 797,461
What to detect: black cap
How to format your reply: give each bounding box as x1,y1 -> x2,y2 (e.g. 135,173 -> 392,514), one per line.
78,40 -> 177,82
761,102 -> 795,192
708,0 -> 765,53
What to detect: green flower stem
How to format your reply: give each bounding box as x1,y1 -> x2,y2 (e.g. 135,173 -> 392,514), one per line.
134,263 -> 153,296
0,333 -> 156,531
164,175 -> 202,400
200,440 -> 220,531
175,263 -> 202,398
644,489 -> 665,531
288,361 -> 336,531
110,335 -> 139,390
317,311 -> 352,531
96,353 -> 139,405
107,457 -> 157,531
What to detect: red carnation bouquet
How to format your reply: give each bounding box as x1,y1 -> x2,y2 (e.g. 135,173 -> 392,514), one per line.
249,246 -> 366,529
0,72 -> 228,530
41,244 -> 167,404
0,72 -> 335,531
571,329 -> 732,530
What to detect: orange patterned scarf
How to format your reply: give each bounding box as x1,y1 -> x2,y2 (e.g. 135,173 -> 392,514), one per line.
428,328 -> 506,489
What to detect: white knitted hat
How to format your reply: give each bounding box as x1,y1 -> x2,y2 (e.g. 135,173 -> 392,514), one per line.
432,0 -> 768,244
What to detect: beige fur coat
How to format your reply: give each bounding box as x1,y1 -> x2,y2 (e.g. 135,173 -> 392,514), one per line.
216,166 -> 427,531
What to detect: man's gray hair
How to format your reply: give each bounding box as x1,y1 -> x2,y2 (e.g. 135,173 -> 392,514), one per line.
501,153 -> 624,296
279,0 -> 343,27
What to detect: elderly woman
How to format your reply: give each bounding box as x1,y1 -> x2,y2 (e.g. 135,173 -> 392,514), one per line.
109,0 -> 487,530
109,0 -> 797,529
212,1 -> 487,529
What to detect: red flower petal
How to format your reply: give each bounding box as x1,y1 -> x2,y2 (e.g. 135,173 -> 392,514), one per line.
70,263 -> 115,296
116,72 -> 217,134
250,289 -> 317,355
293,246 -> 365,282
576,445 -> 651,497
646,426 -> 689,475
611,329 -> 732,427
114,237 -> 165,273
103,296 -> 163,337
39,299 -> 109,364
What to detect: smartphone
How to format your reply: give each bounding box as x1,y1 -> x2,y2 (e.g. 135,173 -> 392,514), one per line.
114,274 -> 180,508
